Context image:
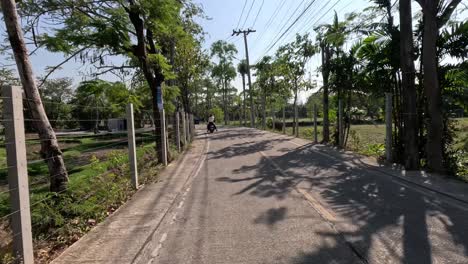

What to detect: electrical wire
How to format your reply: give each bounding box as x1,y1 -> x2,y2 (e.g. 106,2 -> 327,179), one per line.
255,0 -> 308,61
242,0 -> 257,29
251,0 -> 265,28
236,0 -> 249,30
252,0 -> 289,48
264,0 -> 318,55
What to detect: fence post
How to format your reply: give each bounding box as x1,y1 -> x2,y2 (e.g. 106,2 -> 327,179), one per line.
339,99 -> 343,148
314,104 -> 318,143
385,93 -> 393,163
186,113 -> 191,142
3,86 -> 34,264
282,105 -> 286,134
175,112 -> 181,152
181,111 -> 187,147
190,114 -> 195,138
126,103 -> 138,189
271,107 -> 275,131
160,109 -> 168,166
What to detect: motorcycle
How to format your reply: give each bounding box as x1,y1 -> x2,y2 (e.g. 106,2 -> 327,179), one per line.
207,122 -> 216,133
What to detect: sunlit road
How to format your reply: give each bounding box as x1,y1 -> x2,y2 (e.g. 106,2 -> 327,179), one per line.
139,127 -> 468,264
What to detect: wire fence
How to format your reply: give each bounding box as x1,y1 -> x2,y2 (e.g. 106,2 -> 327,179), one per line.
0,88 -> 196,262
233,101 -> 388,157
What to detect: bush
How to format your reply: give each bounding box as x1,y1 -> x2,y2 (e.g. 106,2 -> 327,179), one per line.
209,107 -> 224,123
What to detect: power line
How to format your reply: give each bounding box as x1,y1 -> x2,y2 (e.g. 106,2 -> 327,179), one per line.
307,0 -> 343,32
256,0 -> 308,60
254,0 -> 288,42
251,0 -> 265,27
236,0 -> 249,29
242,0 -> 257,29
264,0 -> 319,56
295,0 -> 333,34
272,0 -> 323,48
252,0 -> 295,50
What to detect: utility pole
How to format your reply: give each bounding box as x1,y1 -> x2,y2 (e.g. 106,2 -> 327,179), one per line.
232,28 -> 256,128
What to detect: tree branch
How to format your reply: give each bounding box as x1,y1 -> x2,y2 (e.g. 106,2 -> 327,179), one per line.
94,65 -> 137,76
38,46 -> 90,88
438,0 -> 463,28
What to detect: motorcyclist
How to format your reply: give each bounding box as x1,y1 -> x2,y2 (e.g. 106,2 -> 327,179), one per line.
207,114 -> 217,132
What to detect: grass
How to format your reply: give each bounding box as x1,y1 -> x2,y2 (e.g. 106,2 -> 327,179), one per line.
259,118 -> 468,180
0,131 -> 174,263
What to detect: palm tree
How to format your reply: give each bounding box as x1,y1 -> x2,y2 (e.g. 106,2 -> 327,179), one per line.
399,0 -> 420,169
315,12 -> 348,144
415,0 -> 462,173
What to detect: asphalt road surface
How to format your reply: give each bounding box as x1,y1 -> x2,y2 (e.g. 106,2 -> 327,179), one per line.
141,127 -> 468,264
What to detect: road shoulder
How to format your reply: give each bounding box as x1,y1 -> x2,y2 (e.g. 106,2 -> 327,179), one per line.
51,134 -> 207,264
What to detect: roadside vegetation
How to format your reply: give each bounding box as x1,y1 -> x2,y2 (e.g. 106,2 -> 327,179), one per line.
0,0 -> 466,262
0,131 -> 179,262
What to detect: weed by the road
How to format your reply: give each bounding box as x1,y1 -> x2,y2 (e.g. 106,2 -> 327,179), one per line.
0,133 -> 171,263
260,118 -> 468,182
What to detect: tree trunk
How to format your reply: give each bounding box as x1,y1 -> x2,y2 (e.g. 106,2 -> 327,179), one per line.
293,83 -> 299,137
399,0 -> 420,170
1,0 -> 69,192
241,74 -> 246,126
262,85 -> 266,130
321,46 -> 330,143
127,4 -> 165,164
223,79 -> 228,125
249,78 -> 255,128
282,103 -> 286,134
420,0 -> 444,172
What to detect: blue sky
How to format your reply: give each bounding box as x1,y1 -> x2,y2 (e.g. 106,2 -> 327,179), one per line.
2,0 -> 465,103
197,0 -> 369,102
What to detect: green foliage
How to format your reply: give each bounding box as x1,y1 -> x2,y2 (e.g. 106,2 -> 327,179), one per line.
209,106 -> 224,123
71,79 -> 142,129
39,78 -> 74,129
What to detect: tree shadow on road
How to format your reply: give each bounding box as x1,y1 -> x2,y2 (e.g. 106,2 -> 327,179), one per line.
208,131 -> 291,160
216,137 -> 468,263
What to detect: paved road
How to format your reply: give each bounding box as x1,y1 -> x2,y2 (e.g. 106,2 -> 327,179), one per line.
139,127 -> 468,264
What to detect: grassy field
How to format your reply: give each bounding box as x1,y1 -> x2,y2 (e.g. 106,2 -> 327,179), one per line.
269,118 -> 468,180
0,131 -> 177,263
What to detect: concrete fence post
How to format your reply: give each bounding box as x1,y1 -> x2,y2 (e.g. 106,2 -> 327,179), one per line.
282,105 -> 286,134
126,103 -> 138,189
190,114 -> 195,138
313,104 -> 318,143
339,99 -> 344,148
175,112 -> 181,152
3,86 -> 34,264
186,113 -> 191,142
181,111 -> 187,147
160,109 -> 168,166
385,93 -> 393,163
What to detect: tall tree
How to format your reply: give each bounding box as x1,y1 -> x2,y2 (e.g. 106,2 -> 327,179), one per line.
255,56 -> 274,130
1,0 -> 69,192
400,0 -> 420,169
276,33 -> 316,137
18,0 -> 202,164
315,13 -> 347,143
210,40 -> 237,125
39,78 -> 74,129
415,0 -> 463,173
